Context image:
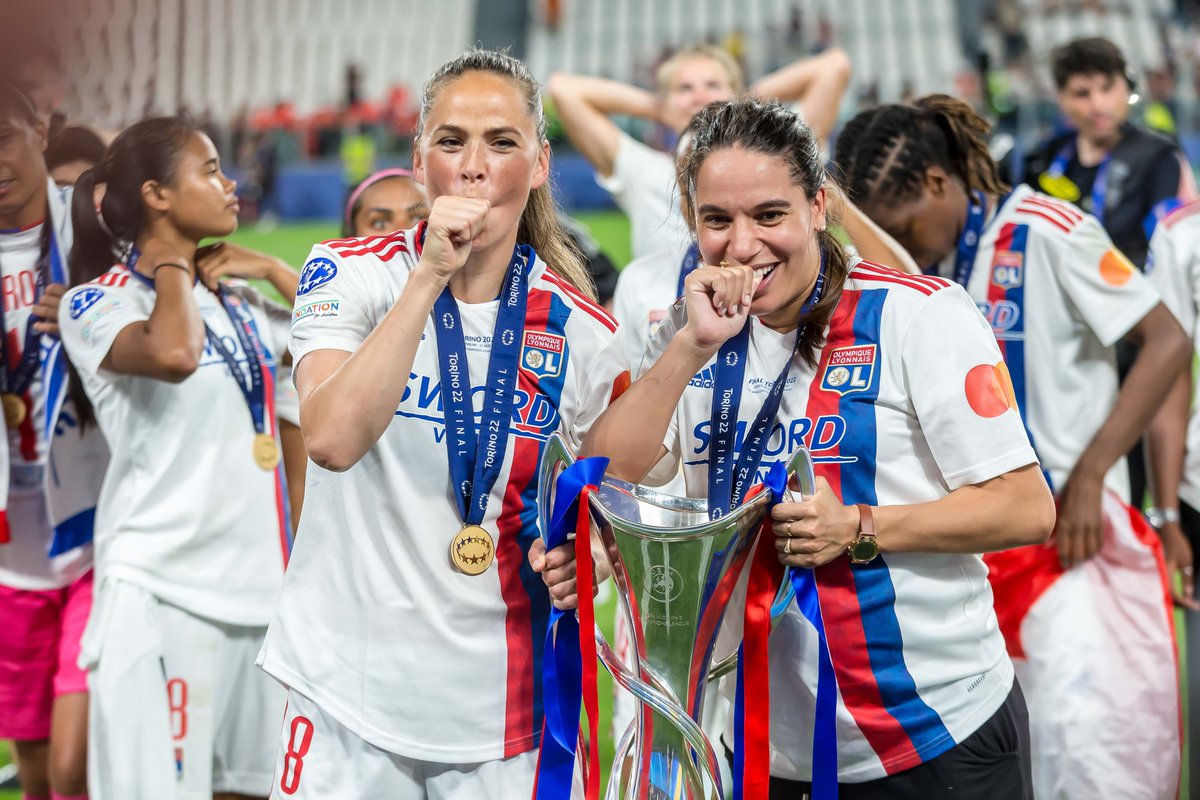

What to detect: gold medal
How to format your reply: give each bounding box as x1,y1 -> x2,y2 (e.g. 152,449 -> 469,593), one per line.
450,524 -> 495,575
2,394 -> 25,429
252,433 -> 280,471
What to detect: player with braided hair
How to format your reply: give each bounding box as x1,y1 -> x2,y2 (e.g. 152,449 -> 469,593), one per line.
835,95 -> 1190,799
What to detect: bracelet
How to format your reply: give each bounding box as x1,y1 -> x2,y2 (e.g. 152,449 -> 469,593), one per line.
153,262 -> 190,277
1146,507 -> 1181,529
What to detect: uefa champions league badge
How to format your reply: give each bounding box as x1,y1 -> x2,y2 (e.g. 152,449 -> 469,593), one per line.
991,251 -> 1024,289
521,331 -> 565,379
69,287 -> 105,320
296,258 -> 338,296
820,344 -> 877,396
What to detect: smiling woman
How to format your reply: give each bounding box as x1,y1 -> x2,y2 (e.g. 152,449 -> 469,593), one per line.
579,97 -> 1055,799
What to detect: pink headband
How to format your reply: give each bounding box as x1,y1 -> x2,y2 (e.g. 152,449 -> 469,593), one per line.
345,168 -> 414,229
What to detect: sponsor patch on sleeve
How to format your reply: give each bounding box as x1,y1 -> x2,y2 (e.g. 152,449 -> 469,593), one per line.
292,299 -> 342,324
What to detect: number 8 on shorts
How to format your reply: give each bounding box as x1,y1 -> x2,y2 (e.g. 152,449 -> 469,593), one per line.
279,715 -> 314,795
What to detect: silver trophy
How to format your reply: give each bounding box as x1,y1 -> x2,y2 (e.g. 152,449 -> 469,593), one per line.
537,433 -> 816,800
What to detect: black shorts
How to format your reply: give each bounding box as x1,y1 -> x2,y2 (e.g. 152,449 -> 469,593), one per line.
726,680 -> 1033,800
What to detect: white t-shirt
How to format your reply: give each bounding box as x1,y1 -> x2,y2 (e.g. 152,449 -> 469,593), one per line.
596,131 -> 693,262
646,261 -> 1036,782
931,185 -> 1161,500
1147,198 -> 1200,510
0,201 -> 93,590
611,238 -> 693,371
259,225 -> 630,762
59,268 -> 293,625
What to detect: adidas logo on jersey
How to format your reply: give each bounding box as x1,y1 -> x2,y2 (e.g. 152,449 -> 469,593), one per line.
689,366 -> 717,389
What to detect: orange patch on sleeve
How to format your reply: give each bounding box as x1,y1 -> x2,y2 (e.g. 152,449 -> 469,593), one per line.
609,370 -> 631,403
965,362 -> 1018,418
1099,248 -> 1135,286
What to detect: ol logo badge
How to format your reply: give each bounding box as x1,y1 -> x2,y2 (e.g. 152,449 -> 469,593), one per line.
820,344 -> 877,396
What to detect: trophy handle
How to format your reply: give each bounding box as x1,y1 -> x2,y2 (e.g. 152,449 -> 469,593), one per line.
707,446 -> 816,682
595,629 -> 722,800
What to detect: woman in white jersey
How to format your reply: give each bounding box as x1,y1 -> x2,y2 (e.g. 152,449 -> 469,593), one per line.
834,95 -> 1192,800
549,45 -> 850,262
257,51 -> 627,798
58,116 -> 298,800
1146,197 -> 1200,603
0,84 -> 101,800
578,97 -> 1054,798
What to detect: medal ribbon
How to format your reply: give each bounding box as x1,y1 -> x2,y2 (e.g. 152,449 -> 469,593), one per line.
126,251 -> 273,440
707,251 -> 826,519
676,243 -> 701,300
0,221 -> 54,400
949,191 -> 988,286
534,455 -> 608,800
432,244 -> 531,527
5,207 -> 69,549
209,287 -> 270,438
1049,140 -> 1112,225
732,462 -> 839,799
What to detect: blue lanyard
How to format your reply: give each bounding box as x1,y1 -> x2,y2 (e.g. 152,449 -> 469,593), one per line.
707,251 -> 826,519
209,288 -> 269,435
432,245 -> 532,526
127,249 -> 270,435
1050,140 -> 1112,225
676,244 -> 701,299
951,191 -> 988,286
0,219 -> 53,397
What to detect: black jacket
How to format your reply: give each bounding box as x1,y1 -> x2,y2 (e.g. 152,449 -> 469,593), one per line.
1019,122 -> 1183,268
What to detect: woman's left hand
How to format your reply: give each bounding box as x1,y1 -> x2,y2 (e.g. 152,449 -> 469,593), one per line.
194,241 -> 285,291
1054,467 -> 1105,569
770,476 -> 861,568
33,283 -> 67,336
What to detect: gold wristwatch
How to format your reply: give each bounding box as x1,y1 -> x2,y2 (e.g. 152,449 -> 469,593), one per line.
847,503 -> 880,565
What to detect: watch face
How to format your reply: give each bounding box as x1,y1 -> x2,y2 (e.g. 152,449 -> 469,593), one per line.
850,538 -> 879,563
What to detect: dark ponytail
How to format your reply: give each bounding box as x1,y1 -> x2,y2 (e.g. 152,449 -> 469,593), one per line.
68,116 -> 196,288
833,94 -> 1008,207
67,116 -> 196,427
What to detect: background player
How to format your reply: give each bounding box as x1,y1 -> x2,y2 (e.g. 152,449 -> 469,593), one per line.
835,94 -> 1190,799
59,116 -> 298,800
0,83 -> 101,800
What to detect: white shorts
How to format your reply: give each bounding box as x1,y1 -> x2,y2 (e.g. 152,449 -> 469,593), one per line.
271,688 -> 578,799
85,578 -> 287,800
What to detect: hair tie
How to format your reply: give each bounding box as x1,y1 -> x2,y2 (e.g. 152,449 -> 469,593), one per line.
344,168 -> 414,230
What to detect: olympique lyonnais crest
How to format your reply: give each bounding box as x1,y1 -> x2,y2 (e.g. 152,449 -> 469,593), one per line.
820,344 -> 877,396
521,331 -> 566,379
992,251 -> 1024,289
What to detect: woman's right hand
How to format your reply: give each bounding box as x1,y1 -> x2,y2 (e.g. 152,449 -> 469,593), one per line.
413,195 -> 492,286
138,240 -> 195,281
680,264 -> 761,353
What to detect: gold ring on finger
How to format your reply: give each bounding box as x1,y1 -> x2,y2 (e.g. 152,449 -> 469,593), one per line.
719,260 -> 730,269
784,537 -> 792,555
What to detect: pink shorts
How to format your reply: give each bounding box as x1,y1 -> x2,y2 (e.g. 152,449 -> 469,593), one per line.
0,569 -> 92,740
